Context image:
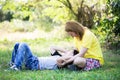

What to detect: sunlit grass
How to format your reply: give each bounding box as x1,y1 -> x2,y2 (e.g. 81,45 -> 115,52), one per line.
0,39 -> 120,80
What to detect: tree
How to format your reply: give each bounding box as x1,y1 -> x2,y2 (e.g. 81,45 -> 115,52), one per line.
0,0 -> 14,21
0,0 -> 36,21
54,0 -> 104,28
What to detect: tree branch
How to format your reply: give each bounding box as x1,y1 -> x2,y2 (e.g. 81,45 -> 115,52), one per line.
57,0 -> 77,16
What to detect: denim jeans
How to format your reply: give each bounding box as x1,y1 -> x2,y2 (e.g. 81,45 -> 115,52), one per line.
11,42 -> 39,70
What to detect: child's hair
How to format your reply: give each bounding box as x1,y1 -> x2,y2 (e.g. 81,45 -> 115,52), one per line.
65,21 -> 85,40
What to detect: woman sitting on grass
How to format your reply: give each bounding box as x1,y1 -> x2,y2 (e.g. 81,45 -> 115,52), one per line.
56,21 -> 104,71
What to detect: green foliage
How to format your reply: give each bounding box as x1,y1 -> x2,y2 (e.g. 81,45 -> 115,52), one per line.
0,0 -> 14,21
39,0 -> 74,24
0,0 -> 107,30
2,0 -> 16,12
56,0 -> 106,28
106,0 -> 120,52
0,0 -> 35,21
93,0 -> 120,54
12,2 -> 34,21
109,0 -> 120,36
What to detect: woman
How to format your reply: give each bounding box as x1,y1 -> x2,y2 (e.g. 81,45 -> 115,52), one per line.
57,21 -> 104,71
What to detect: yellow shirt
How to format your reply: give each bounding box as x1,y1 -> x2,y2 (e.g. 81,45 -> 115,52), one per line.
74,29 -> 104,65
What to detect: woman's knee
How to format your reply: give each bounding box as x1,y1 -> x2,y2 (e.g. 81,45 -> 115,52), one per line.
73,57 -> 86,67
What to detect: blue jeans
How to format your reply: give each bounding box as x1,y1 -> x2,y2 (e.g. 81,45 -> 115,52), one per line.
11,42 -> 39,70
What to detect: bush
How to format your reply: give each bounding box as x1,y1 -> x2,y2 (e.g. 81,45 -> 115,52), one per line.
93,0 -> 120,54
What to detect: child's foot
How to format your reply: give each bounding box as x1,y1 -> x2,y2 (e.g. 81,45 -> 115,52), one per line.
9,65 -> 20,71
8,61 -> 14,67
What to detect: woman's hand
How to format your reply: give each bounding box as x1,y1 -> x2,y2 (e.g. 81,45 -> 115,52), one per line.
57,56 -> 72,67
57,57 -> 66,67
65,57 -> 74,64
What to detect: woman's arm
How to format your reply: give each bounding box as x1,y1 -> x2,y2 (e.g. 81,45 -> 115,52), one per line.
76,47 -> 88,57
57,56 -> 72,67
63,47 -> 88,64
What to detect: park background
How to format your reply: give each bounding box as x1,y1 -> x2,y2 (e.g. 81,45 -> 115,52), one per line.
0,0 -> 120,80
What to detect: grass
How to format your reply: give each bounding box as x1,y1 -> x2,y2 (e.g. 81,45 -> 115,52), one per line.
0,38 -> 120,80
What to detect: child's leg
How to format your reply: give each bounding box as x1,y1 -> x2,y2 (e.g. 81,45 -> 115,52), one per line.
11,42 -> 20,63
14,43 -> 34,68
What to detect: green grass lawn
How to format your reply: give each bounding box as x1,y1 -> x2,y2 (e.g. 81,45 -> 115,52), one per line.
0,38 -> 120,80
